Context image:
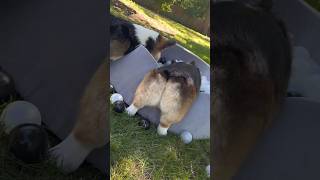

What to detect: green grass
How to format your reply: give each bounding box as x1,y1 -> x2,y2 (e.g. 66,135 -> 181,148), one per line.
111,0 -> 210,63
305,0 -> 320,11
0,101 -> 105,180
110,108 -> 210,179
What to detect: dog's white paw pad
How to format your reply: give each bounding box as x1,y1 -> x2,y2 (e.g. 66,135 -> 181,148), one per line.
126,104 -> 138,116
157,125 -> 168,136
49,134 -> 93,173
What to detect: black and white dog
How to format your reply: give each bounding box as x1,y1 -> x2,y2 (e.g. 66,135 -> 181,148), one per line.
110,15 -> 176,61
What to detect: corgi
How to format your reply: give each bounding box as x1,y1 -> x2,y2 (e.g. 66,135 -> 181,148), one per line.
50,61 -> 108,173
110,15 -> 176,61
49,15 -> 175,173
126,61 -> 201,136
212,0 -> 292,179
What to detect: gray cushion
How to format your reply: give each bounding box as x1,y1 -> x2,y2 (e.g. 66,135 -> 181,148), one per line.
110,45 -> 210,139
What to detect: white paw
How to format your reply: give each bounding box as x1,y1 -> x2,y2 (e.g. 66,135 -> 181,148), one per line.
157,125 -> 168,136
49,133 -> 94,173
125,104 -> 138,116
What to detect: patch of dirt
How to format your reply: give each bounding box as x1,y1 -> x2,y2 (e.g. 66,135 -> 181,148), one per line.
112,0 -> 137,16
112,0 -> 177,36
128,13 -> 177,36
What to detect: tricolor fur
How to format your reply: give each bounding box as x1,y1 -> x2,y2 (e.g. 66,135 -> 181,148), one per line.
110,15 -> 176,61
212,0 -> 292,179
126,62 -> 201,135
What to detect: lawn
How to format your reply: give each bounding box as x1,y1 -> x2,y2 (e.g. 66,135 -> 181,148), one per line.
305,0 -> 320,11
110,107 -> 210,179
0,100 -> 105,180
111,0 -> 210,63
110,0 -> 210,179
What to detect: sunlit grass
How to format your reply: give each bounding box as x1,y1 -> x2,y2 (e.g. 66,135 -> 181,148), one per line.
110,107 -> 210,179
111,0 -> 210,63
305,0 -> 320,11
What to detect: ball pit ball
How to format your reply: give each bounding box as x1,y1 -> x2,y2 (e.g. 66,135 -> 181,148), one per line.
180,130 -> 193,144
138,118 -> 151,130
113,101 -> 126,113
9,124 -> 49,163
110,93 -> 123,104
0,69 -> 16,101
0,101 -> 42,134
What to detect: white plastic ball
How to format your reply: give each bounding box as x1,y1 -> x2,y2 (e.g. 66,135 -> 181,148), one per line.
110,93 -> 123,104
206,164 -> 210,177
180,130 -> 193,144
0,101 -> 41,134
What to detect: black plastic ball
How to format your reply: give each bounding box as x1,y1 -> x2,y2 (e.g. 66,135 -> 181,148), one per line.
0,69 -> 16,101
158,57 -> 167,64
138,118 -> 151,130
9,124 -> 49,163
113,100 -> 125,113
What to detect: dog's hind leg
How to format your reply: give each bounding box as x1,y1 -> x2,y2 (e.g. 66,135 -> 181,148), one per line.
126,69 -> 167,116
50,62 -> 108,173
157,79 -> 196,136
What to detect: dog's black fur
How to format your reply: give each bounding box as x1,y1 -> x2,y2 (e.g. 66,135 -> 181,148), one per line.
212,0 -> 292,179
110,15 -> 176,60
110,15 -> 140,55
157,62 -> 201,93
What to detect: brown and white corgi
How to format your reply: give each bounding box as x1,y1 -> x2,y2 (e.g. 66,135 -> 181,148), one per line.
126,61 -> 201,135
50,61 -> 108,173
110,15 -> 176,61
212,0 -> 292,179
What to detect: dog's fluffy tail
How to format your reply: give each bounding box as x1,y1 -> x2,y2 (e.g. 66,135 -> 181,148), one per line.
145,35 -> 176,52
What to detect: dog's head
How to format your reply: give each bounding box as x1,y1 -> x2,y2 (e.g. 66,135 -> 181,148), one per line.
110,17 -> 135,42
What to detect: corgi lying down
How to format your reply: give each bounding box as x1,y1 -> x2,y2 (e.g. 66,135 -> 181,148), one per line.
126,61 -> 201,135
212,0 -> 292,179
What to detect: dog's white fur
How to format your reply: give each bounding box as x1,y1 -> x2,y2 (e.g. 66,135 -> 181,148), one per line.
157,124 -> 169,136
49,133 -> 95,173
133,24 -> 159,46
126,104 -> 139,116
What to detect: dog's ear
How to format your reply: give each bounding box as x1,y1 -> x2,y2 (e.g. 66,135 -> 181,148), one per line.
121,24 -> 135,37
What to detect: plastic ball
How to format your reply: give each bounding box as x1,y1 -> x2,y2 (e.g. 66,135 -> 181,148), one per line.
0,69 -> 16,101
113,101 -> 126,113
110,84 -> 115,94
9,124 -> 48,163
110,93 -> 123,104
180,130 -> 193,144
138,118 -> 151,130
0,101 -> 41,134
